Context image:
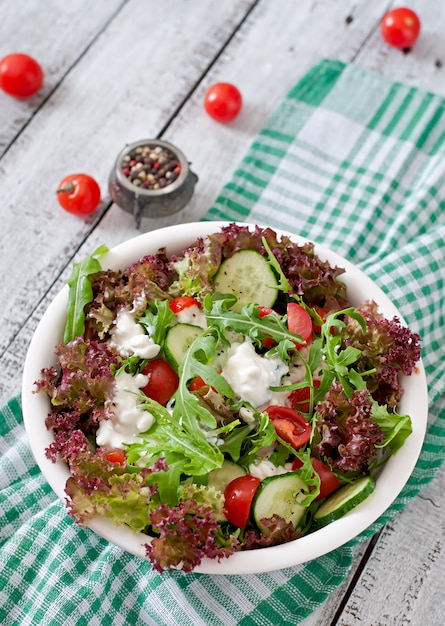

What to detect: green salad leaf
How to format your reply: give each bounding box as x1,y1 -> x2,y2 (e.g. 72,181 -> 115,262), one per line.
64,244 -> 109,343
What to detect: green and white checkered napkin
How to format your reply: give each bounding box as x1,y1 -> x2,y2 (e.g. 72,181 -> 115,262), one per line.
2,59 -> 445,625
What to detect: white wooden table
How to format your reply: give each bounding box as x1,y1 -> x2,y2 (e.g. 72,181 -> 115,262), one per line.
1,1 -> 444,624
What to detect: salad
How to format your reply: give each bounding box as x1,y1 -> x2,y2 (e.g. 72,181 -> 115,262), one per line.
36,223 -> 421,572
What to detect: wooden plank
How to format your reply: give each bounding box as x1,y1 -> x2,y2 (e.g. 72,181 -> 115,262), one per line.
0,0 -> 257,396
354,0 -> 445,97
0,0 -> 126,156
1,0 -> 393,403
330,464 -> 445,625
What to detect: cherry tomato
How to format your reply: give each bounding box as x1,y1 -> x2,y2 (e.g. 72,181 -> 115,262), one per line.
266,405 -> 312,449
204,82 -> 242,123
257,305 -> 278,348
311,305 -> 327,334
0,53 -> 43,98
288,380 -> 320,413
189,375 -> 207,391
224,475 -> 261,528
380,8 -> 421,49
106,449 -> 126,466
56,173 -> 101,216
169,297 -> 200,314
287,303 -> 313,347
292,456 -> 339,500
141,359 -> 179,405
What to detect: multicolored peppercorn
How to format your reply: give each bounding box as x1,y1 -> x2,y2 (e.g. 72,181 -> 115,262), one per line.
122,145 -> 182,190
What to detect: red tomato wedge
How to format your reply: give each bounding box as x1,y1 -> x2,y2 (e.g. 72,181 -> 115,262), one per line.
257,305 -> 277,348
288,379 -> 320,413
169,297 -> 200,314
266,405 -> 311,449
292,456 -> 340,500
106,449 -> 126,466
141,359 -> 179,405
189,375 -> 207,391
224,475 -> 261,528
287,303 -> 313,347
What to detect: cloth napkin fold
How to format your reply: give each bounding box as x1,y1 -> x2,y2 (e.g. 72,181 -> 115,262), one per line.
1,59 -> 445,626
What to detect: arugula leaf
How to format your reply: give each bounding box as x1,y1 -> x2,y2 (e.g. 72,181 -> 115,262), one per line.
292,449 -> 321,506
175,330 -> 235,432
321,308 -> 367,396
204,295 -> 304,351
138,299 -> 174,348
125,396 -> 224,504
262,236 -> 292,292
64,245 -> 109,343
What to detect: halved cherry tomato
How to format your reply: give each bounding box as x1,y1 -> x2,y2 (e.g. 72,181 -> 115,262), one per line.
266,405 -> 311,449
288,380 -> 320,413
169,297 -> 200,314
292,456 -> 340,500
106,449 -> 126,466
141,359 -> 179,405
204,82 -> 243,123
287,303 -> 313,347
56,173 -> 101,216
0,53 -> 43,98
224,475 -> 261,528
380,8 -> 421,49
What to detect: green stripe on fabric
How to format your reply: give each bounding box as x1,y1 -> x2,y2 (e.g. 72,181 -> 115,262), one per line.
287,59 -> 345,106
368,83 -> 402,131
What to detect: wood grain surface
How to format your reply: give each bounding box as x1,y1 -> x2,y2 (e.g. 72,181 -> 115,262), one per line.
1,1 -> 444,624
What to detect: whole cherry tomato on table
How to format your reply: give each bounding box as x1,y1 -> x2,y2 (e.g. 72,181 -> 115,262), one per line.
224,475 -> 261,528
0,53 -> 43,98
380,8 -> 421,49
204,82 -> 243,123
56,173 -> 101,216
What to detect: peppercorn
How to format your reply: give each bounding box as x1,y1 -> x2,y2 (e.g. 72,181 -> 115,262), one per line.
121,145 -> 181,191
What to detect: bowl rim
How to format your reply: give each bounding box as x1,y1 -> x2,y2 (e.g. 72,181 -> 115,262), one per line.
22,220 -> 428,575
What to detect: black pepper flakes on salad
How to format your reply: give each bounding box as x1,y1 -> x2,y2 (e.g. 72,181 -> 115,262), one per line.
35,223 -> 421,573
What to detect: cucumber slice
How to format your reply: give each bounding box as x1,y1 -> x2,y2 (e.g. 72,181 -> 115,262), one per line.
208,461 -> 246,493
314,475 -> 376,528
252,471 -> 308,533
164,323 -> 203,369
213,249 -> 278,312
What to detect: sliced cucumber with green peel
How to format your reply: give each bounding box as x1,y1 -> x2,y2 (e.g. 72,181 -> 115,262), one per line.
164,323 -> 203,370
252,471 -> 308,533
213,249 -> 278,312
208,461 -> 246,493
314,475 -> 376,527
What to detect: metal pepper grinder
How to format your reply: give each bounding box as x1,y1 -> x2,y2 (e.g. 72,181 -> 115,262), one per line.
109,139 -> 198,228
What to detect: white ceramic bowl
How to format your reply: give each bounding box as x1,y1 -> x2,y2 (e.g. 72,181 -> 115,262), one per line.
22,221 -> 428,575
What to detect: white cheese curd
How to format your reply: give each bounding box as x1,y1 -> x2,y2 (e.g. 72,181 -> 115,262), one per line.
109,309 -> 160,359
96,371 -> 155,449
176,304 -> 207,328
267,361 -> 307,407
221,337 -> 288,408
249,460 -> 293,480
